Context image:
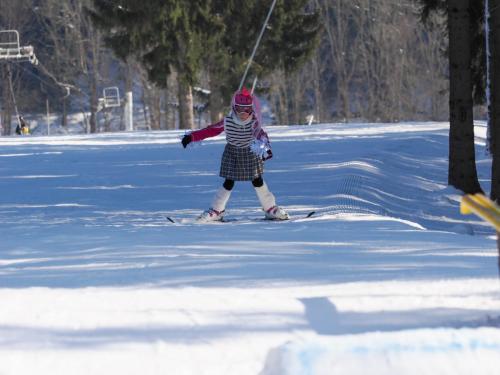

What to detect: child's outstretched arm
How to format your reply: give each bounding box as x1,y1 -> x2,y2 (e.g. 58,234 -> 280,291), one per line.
181,119 -> 225,148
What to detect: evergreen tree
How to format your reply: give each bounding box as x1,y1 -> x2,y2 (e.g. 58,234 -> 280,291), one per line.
88,0 -> 221,129
88,1 -> 319,126
206,0 -> 320,119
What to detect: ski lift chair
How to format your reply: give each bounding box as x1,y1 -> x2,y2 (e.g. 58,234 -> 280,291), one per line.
103,87 -> 121,108
0,30 -> 38,65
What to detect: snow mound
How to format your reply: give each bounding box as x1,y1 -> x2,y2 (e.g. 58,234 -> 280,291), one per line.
261,328 -> 500,375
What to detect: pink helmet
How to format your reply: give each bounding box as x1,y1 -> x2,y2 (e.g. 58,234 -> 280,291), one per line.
232,87 -> 254,114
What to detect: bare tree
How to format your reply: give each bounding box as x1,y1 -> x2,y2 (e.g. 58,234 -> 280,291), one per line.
0,0 -> 32,135
264,0 -> 449,125
411,12 -> 449,121
315,0 -> 362,121
310,51 -> 327,123
36,0 -> 135,133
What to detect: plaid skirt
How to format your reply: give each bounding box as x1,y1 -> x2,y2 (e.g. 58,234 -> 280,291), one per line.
219,144 -> 263,181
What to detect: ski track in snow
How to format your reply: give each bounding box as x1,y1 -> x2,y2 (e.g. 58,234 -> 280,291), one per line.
0,121 -> 499,375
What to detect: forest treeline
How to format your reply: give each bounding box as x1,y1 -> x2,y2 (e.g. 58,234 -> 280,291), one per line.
0,0 -> 452,134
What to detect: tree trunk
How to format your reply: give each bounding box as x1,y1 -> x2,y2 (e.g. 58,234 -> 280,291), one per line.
1,67 -> 12,135
165,73 -> 176,130
1,105 -> 12,136
178,77 -> 194,130
311,54 -> 322,123
447,0 -> 482,193
289,72 -> 301,125
155,92 -> 161,130
62,97 -> 68,128
150,92 -> 161,130
160,88 -> 167,130
89,76 -> 98,133
489,0 -> 500,201
278,68 -> 290,125
335,0 -> 350,121
207,69 -> 225,123
104,111 -> 111,132
209,88 -> 225,124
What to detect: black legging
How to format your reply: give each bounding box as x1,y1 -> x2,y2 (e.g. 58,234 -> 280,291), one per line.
223,177 -> 263,191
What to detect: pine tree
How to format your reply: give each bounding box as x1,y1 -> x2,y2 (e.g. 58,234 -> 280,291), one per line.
88,1 -> 320,127
88,0 -> 221,129
206,0 -> 321,119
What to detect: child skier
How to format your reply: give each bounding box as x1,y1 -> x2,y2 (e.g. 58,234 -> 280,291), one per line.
181,87 -> 289,222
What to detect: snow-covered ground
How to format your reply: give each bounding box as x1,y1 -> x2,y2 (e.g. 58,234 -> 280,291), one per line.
0,121 -> 499,374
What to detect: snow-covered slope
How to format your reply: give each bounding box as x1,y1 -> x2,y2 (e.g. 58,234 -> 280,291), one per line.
0,122 -> 498,374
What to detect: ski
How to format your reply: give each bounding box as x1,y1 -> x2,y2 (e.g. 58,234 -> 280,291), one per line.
222,211 -> 315,223
165,211 -> 315,224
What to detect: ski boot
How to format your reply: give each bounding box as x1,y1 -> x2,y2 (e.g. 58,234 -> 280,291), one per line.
197,208 -> 225,222
265,205 -> 289,220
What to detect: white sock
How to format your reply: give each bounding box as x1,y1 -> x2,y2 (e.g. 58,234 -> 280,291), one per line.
211,187 -> 232,212
254,182 -> 276,211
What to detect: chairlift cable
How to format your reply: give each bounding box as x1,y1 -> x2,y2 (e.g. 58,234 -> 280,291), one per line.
11,59 -> 88,98
36,60 -> 86,97
11,61 -> 62,93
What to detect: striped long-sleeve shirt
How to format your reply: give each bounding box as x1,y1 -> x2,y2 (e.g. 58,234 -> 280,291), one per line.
190,113 -> 269,149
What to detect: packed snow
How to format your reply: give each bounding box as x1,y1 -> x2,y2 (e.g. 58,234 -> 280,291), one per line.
0,121 -> 499,374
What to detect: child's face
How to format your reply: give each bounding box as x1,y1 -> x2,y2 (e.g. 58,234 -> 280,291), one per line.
236,111 -> 252,121
235,105 -> 253,121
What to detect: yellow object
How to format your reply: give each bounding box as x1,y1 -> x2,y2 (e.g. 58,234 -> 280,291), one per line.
460,193 -> 500,232
21,126 -> 30,135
